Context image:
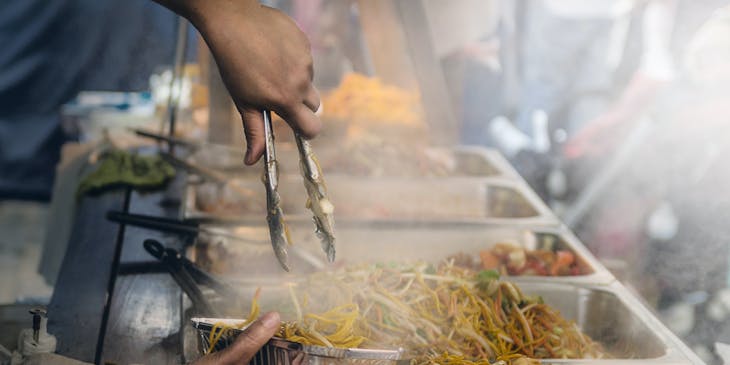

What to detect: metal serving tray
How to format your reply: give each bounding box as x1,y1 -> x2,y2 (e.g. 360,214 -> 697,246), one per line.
180,281 -> 703,364
189,144 -> 517,179
184,176 -> 557,226
452,145 -> 522,180
186,223 -> 613,285
516,281 -> 704,364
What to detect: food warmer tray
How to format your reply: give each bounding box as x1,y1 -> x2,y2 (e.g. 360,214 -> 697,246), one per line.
183,176 -> 559,227
189,144 -> 519,179
185,223 -> 614,286
179,280 -> 703,364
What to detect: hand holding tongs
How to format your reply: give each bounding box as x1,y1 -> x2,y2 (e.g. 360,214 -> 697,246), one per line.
260,110 -> 336,271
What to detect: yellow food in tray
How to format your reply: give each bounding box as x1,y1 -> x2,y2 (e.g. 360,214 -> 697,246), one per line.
207,261 -> 606,365
322,73 -> 424,126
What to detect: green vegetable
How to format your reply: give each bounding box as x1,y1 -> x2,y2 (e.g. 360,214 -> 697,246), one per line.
475,269 -> 501,293
476,269 -> 500,283
77,149 -> 176,197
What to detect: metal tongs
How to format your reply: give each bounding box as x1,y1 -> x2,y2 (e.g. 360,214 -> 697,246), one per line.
143,239 -> 241,316
260,110 -> 336,271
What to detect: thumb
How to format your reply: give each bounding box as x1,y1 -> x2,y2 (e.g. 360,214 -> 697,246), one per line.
218,312 -> 281,365
240,107 -> 266,165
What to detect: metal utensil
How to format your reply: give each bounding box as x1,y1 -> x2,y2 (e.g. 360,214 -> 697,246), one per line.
160,151 -> 229,184
106,211 -> 269,247
295,135 -> 336,262
106,211 -> 327,270
259,110 -> 336,271
262,110 -> 292,271
131,128 -> 199,150
144,239 -> 219,316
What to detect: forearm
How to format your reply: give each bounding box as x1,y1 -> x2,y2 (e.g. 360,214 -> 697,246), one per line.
151,0 -> 259,31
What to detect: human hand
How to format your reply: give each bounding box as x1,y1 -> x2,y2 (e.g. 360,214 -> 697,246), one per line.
190,311 -> 280,365
158,0 -> 322,165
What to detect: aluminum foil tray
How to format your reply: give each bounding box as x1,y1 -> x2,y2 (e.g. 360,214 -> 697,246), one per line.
191,318 -> 403,365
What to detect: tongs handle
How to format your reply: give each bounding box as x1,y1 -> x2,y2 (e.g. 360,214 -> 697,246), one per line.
107,210 -> 199,236
143,239 -> 219,316
143,239 -> 241,299
143,238 -> 167,259
261,110 -> 291,271
262,110 -> 277,193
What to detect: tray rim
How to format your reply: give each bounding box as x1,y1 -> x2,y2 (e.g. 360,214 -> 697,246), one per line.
188,221 -> 614,285
183,175 -> 561,227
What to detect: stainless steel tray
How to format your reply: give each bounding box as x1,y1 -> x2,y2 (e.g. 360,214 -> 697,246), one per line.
187,223 -> 613,285
184,176 -> 558,226
189,144 -> 517,179
515,281 -> 704,364
452,145 -> 522,180
180,282 -> 703,364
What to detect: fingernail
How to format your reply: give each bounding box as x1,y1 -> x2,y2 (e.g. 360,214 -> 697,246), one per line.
261,311 -> 280,329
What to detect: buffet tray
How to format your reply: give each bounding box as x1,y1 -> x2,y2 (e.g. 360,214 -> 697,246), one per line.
186,223 -> 613,286
180,280 -> 702,364
452,145 -> 522,180
184,176 -> 558,226
508,281 -> 703,364
189,144 -> 519,180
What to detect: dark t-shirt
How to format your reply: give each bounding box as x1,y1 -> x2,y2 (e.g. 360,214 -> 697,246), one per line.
0,0 -> 181,200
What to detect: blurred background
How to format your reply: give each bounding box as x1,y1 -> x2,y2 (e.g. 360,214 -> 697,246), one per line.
1,0 -> 730,364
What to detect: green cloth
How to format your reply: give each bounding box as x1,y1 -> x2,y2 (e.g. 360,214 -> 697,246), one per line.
77,149 -> 176,197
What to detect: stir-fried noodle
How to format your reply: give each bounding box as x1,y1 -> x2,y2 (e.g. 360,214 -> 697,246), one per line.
207,260 -> 606,364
